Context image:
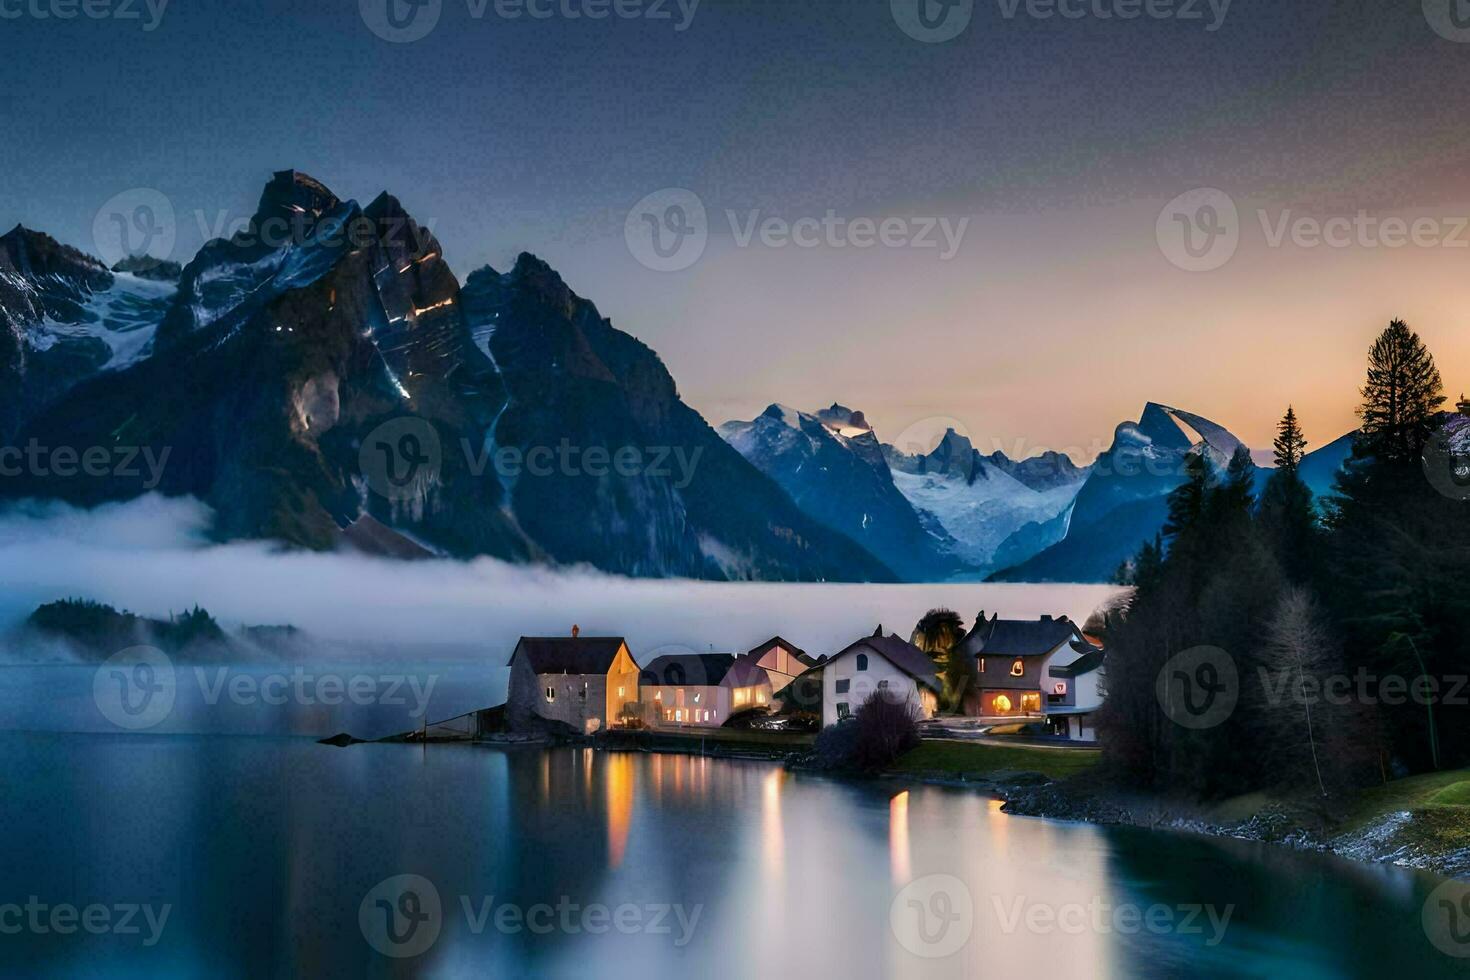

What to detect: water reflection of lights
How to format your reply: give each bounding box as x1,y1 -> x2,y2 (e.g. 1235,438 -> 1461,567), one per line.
890,791 -> 911,884
763,769 -> 784,874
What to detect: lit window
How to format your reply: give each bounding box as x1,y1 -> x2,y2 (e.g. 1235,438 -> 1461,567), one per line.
979,658 -> 986,673
836,702 -> 851,720
994,694 -> 1013,713
836,679 -> 850,694
618,686 -> 625,698
856,654 -> 868,671
654,690 -> 663,700
693,693 -> 701,704
544,686 -> 556,703
1011,659 -> 1025,677
757,691 -> 766,703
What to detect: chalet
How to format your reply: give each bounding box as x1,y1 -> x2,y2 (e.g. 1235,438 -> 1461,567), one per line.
507,628 -> 641,734
821,628 -> 941,728
955,613 -> 1088,719
743,637 -> 817,693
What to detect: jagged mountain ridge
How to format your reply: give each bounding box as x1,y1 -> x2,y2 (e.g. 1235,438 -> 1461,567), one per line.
719,404 -> 966,579
2,171 -> 894,583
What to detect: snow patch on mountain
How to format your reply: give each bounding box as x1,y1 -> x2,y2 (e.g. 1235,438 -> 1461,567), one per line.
27,272 -> 174,370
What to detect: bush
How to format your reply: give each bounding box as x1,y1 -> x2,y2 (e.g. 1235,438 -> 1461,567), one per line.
813,718 -> 862,770
812,692 -> 922,772
853,691 -> 922,771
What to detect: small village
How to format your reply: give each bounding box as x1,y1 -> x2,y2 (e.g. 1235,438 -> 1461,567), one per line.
409,611 -> 1108,762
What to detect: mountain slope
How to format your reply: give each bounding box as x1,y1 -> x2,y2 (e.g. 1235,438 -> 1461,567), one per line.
992,403 -> 1247,582
0,225 -> 174,440
884,428 -> 1085,572
719,404 -> 963,579
4,172 -> 894,583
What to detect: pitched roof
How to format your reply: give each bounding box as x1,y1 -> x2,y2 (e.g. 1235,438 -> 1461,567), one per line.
748,636 -> 816,667
723,655 -> 774,688
639,654 -> 736,687
1048,649 -> 1106,678
961,615 -> 1081,658
512,637 -> 627,675
831,632 -> 941,693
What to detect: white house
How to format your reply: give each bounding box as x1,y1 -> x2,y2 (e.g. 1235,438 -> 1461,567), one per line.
1043,644 -> 1105,742
639,653 -> 775,728
820,628 -> 941,728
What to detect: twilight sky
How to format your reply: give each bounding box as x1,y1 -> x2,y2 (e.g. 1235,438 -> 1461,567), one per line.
3,0 -> 1468,460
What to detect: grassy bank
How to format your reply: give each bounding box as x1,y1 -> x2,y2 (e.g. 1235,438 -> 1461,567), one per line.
891,739 -> 1101,781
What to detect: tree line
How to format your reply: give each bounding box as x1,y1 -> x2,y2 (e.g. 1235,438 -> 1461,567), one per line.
1100,319 -> 1469,800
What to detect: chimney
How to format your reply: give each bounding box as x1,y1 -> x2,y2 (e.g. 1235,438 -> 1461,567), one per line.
1040,615 -> 1053,623
873,625 -> 883,637
1458,394 -> 1470,417
571,624 -> 580,639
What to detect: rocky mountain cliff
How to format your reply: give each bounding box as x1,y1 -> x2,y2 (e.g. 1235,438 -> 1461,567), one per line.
2,171 -> 894,583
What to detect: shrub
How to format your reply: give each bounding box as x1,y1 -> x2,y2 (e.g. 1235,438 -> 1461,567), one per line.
853,691 -> 922,771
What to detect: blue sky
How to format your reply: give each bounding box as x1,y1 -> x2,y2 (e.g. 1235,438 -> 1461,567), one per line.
4,0 -> 1468,454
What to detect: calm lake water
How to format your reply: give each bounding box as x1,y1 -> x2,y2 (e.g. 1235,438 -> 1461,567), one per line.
0,734 -> 1462,979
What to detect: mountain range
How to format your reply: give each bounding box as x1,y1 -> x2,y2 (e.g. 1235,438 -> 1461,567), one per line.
0,171 -> 1357,584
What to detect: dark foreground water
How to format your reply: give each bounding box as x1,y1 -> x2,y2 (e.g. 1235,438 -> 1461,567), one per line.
0,733 -> 1463,979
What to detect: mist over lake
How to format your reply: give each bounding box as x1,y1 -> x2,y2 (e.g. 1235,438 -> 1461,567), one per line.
0,495 -> 1121,661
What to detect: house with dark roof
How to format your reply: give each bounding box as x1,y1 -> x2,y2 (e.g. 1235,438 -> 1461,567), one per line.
637,652 -> 774,727
820,627 -> 941,728
954,613 -> 1091,719
507,627 -> 641,733
743,636 -> 817,693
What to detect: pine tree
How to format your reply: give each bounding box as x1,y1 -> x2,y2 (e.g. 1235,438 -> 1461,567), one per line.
1357,319 -> 1445,463
1273,405 -> 1308,471
1261,407 -> 1320,583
